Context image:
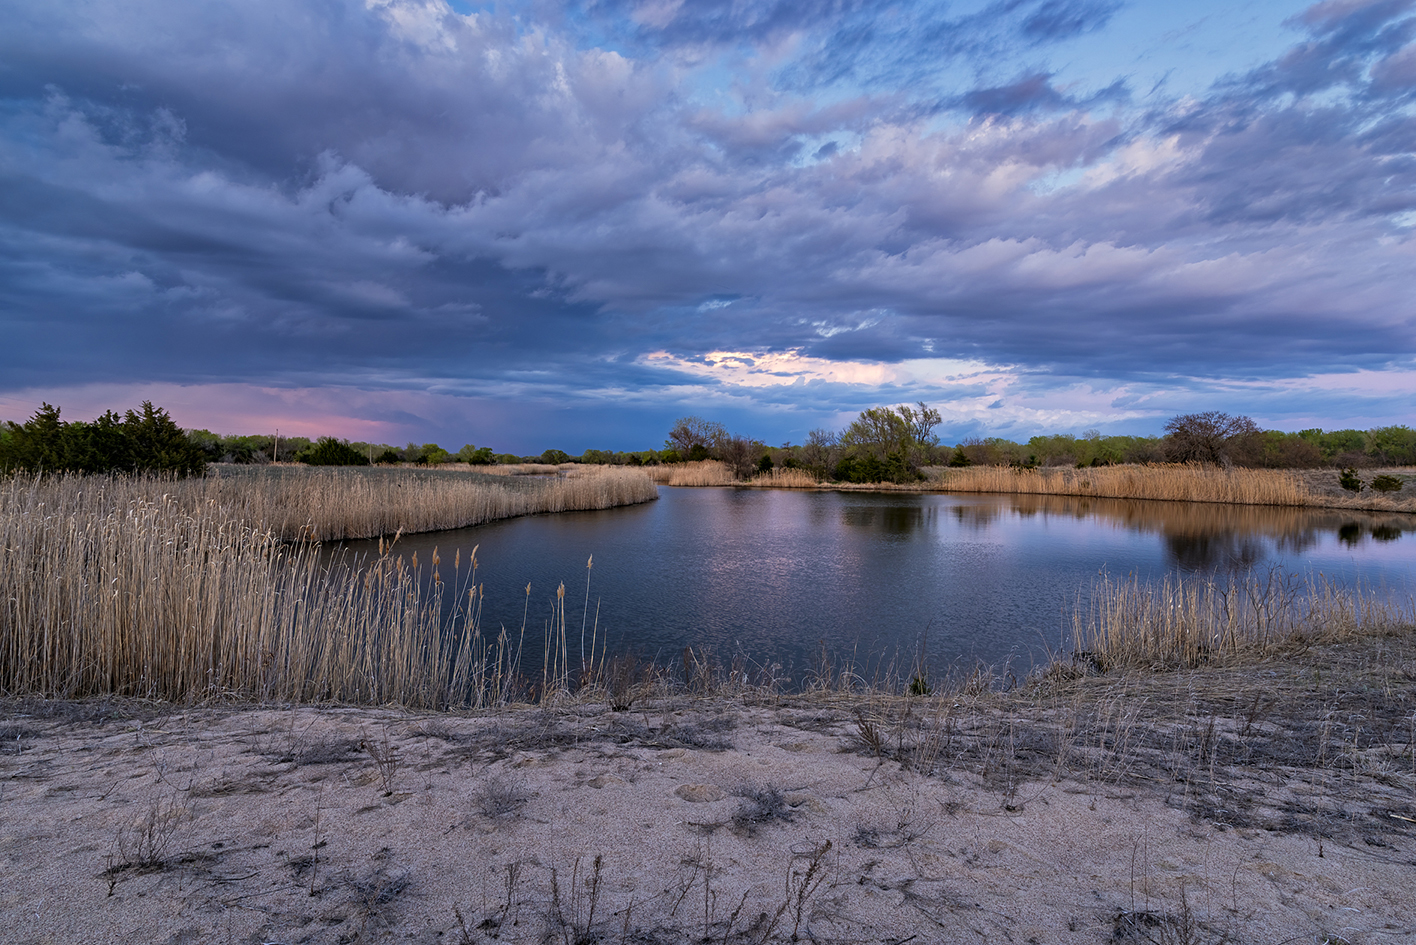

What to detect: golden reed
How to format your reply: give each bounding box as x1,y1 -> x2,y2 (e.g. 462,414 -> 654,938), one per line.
645,460 -> 736,486
204,464 -> 654,540
1071,570 -> 1414,671
0,469 -> 656,705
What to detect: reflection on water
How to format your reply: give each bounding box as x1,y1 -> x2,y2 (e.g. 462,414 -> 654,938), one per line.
332,488 -> 1413,678
843,504 -> 933,533
1371,524 -> 1403,542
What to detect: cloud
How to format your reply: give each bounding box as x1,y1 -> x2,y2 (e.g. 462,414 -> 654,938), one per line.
2,0 -> 1416,449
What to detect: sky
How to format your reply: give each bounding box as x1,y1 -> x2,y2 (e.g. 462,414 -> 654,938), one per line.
1,0 -> 1414,452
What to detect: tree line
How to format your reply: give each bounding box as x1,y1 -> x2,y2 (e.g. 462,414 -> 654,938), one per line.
0,402 -> 207,476
649,409 -> 1416,484
4,401 -> 1413,481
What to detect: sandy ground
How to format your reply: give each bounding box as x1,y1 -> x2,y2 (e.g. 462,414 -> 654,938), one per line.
3,637 -> 1415,945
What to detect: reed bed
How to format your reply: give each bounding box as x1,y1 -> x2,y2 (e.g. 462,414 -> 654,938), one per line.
225,465 -> 657,540
645,460 -> 736,486
746,467 -> 821,488
1071,569 -> 1415,671
928,463 -> 1315,506
467,462 -> 571,477
12,465 -> 658,543
0,474 -> 620,706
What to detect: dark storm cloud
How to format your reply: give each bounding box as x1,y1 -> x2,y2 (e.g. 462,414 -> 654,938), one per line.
2,0 -> 1415,446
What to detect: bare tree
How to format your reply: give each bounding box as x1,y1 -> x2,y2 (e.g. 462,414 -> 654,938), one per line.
716,434 -> 761,479
802,428 -> 839,473
898,402 -> 942,448
1163,412 -> 1259,465
666,417 -> 728,459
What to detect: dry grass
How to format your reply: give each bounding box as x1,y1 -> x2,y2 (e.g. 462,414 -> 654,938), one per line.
467,462 -> 570,477
0,471 -> 654,706
1071,570 -> 1416,671
746,467 -> 820,488
925,463 -> 1416,511
666,460 -> 1416,512
933,463 -> 1311,505
646,460 -> 736,486
2,462 -> 1408,713
203,464 -> 658,540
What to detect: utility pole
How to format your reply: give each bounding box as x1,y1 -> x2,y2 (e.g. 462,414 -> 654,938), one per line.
274,428 -> 279,463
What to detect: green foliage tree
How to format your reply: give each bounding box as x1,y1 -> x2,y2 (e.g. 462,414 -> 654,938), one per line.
121,402 -> 208,476
296,437 -> 371,466
2,401 -> 205,477
402,442 -> 452,465
540,448 -> 571,465
1236,431 -> 1324,468
833,402 -> 940,482
455,444 -> 495,464
2,403 -> 70,472
1368,426 -> 1416,464
1339,468 -> 1364,493
187,429 -> 225,463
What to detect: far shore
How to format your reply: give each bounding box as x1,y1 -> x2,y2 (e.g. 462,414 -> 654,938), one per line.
4,628 -> 1413,944
647,459 -> 1416,515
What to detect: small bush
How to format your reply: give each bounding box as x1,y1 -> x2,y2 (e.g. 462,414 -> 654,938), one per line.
1371,474 -> 1403,493
1338,468 -> 1364,493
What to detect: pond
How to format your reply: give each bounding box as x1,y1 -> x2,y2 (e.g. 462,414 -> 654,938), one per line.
335,487 -> 1415,679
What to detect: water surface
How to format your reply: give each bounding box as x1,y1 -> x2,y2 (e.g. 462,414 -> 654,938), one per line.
336,488 -> 1414,678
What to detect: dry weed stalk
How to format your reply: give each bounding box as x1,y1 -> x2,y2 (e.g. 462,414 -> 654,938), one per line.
1072,570 -> 1415,671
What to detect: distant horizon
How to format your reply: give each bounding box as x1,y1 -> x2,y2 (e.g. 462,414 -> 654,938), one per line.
4,0 -> 1414,451
3,395 -> 1407,457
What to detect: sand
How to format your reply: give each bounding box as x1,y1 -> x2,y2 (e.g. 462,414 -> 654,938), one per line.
2,636 -> 1414,945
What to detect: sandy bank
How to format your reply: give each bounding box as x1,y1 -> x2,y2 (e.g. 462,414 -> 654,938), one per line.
3,632 -> 1414,944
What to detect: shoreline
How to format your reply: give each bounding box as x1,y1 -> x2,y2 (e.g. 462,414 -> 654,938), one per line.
4,630 -> 1413,944
639,460 -> 1416,515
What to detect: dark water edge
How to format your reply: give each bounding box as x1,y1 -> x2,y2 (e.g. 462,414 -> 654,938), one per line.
329,487 -> 1415,684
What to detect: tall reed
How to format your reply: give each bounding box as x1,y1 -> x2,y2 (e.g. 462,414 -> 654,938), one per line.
646,460 -> 736,486
10,465 -> 658,543
933,464 -> 1314,506
747,467 -> 821,488
0,473 -> 621,706
1071,569 -> 1415,670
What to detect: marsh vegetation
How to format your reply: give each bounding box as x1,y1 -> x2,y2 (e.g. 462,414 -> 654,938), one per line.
2,463 -> 1411,709
0,467 -> 656,706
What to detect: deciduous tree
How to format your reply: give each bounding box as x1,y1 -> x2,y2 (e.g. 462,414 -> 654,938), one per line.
1163,412 -> 1258,465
